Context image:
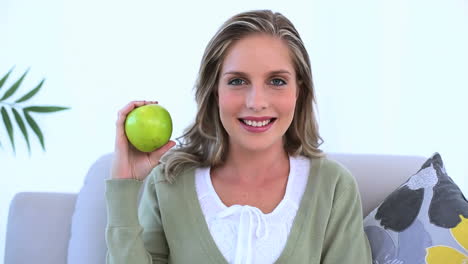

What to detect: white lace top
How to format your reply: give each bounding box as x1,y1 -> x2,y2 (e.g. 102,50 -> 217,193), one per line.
194,155 -> 311,264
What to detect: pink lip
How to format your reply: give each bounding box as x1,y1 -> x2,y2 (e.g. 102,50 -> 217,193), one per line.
239,116 -> 275,122
238,118 -> 276,133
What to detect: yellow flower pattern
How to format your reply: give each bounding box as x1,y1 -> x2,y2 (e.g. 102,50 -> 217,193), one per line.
426,215 -> 468,264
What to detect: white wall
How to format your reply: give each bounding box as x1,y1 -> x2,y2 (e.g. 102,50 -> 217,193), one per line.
1,0 -> 467,260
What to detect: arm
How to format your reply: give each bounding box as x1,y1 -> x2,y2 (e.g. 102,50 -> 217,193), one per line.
105,174 -> 169,264
321,177 -> 372,264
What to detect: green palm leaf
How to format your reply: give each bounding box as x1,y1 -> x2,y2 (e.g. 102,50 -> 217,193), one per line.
0,67 -> 14,91
23,110 -> 45,151
1,106 -> 15,153
0,67 -> 71,154
12,108 -> 31,153
15,79 -> 44,103
24,106 -> 69,113
0,68 -> 29,101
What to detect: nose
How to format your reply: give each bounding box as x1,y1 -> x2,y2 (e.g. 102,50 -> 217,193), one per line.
245,85 -> 268,112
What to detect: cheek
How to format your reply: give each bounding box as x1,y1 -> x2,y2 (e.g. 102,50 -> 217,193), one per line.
217,91 -> 229,111
217,91 -> 239,127
218,90 -> 240,114
278,93 -> 297,117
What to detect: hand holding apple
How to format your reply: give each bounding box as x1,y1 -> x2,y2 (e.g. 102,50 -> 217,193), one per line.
125,104 -> 173,152
110,100 -> 176,181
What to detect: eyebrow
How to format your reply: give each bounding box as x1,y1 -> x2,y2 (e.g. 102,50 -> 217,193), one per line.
223,70 -> 292,76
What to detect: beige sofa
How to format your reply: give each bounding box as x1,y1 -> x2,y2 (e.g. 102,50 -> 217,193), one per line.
4,152 -> 427,263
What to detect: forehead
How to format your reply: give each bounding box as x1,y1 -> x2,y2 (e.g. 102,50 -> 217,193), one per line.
220,34 -> 295,74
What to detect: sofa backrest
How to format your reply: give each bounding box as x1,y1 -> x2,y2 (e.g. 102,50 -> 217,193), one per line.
66,152 -> 426,264
328,153 -> 426,215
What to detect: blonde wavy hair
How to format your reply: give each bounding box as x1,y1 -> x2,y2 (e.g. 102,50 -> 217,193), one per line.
160,9 -> 324,183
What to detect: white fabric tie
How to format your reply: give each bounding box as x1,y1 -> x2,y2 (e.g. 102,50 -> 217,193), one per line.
216,205 -> 270,264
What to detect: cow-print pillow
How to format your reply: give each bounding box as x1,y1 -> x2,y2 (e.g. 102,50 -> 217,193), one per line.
363,153 -> 468,263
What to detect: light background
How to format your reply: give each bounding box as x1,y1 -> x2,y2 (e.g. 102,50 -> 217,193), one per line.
1,0 -> 467,260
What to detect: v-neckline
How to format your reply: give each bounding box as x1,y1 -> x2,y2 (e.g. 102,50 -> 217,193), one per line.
204,155 -> 295,217
183,156 -> 321,263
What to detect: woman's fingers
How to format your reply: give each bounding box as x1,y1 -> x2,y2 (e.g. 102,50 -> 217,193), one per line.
111,100 -> 161,180
116,100 -> 158,127
148,140 -> 177,166
115,100 -> 158,145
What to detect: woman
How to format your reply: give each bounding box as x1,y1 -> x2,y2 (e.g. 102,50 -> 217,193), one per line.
106,9 -> 372,264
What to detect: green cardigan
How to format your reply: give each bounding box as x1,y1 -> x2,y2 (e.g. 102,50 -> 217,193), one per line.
105,157 -> 372,264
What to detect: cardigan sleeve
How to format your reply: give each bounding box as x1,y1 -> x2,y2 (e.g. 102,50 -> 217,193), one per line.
105,172 -> 169,264
320,171 -> 372,264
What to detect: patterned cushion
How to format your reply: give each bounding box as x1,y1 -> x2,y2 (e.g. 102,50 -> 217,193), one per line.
363,153 -> 468,263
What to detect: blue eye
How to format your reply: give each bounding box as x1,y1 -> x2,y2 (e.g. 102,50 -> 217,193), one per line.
271,78 -> 287,86
228,78 -> 246,86
227,78 -> 287,86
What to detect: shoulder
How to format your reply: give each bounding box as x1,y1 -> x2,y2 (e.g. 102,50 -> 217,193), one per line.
145,164 -> 196,199
147,164 -> 195,184
148,165 -> 166,183
309,155 -> 360,204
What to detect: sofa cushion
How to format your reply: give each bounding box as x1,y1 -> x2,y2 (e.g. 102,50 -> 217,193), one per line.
67,153 -> 148,264
327,153 -> 426,216
5,192 -> 77,264
363,153 -> 468,263
66,153 -> 113,264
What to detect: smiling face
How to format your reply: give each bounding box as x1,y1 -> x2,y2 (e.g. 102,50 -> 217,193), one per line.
217,33 -> 298,153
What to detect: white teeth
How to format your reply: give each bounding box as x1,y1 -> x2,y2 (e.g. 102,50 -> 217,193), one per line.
242,119 -> 272,127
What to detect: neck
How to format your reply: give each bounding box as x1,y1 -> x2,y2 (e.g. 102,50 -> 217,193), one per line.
215,141 -> 290,184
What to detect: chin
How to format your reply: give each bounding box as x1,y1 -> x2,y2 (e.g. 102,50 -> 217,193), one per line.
234,137 -> 282,153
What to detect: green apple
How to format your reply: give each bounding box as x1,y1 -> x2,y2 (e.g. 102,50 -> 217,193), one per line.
124,104 -> 173,152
